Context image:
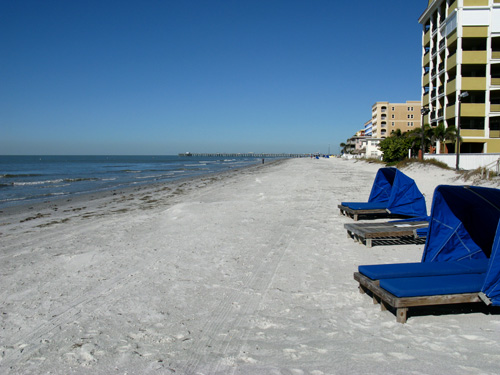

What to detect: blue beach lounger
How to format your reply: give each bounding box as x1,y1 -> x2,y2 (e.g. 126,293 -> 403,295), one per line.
354,185 -> 500,323
338,168 -> 427,221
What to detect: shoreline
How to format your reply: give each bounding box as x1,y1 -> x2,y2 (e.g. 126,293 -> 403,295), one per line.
0,158 -> 286,238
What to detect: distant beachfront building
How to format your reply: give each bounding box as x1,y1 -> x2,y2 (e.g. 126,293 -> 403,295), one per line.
345,130 -> 366,155
419,0 -> 500,153
342,129 -> 383,159
364,138 -> 383,159
371,101 -> 422,138
364,119 -> 373,136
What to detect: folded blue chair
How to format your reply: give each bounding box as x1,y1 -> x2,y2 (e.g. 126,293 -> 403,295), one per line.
344,217 -> 429,247
339,168 -> 427,221
354,185 -> 500,323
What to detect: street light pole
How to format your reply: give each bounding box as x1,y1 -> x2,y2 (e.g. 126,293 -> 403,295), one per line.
456,91 -> 469,171
420,107 -> 430,160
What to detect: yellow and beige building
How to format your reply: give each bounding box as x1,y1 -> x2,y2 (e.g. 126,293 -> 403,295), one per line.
419,0 -> 500,153
371,101 -> 422,138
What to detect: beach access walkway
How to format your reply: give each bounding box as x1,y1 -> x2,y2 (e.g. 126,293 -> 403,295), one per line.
1,158 -> 499,374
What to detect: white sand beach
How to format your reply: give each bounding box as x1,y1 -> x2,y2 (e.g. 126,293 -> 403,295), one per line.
1,158 -> 500,374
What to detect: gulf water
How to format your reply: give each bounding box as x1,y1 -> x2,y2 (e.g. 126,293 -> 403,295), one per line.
0,155 -> 264,208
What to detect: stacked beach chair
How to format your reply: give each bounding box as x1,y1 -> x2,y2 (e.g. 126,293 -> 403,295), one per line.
341,168 -> 429,247
349,182 -> 500,323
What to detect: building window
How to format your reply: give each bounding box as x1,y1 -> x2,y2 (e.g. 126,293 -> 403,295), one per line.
391,114 -> 395,119
392,122 -> 395,126
392,107 -> 395,111
408,107 -> 414,111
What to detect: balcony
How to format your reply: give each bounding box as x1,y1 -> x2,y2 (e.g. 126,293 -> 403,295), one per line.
447,31 -> 457,46
446,79 -> 456,95
424,30 -> 431,46
424,52 -> 430,66
423,73 -> 430,86
462,77 -> 486,91
461,103 -> 486,117
463,0 -> 489,6
490,130 -> 500,138
448,1 -> 457,14
463,26 -> 489,38
446,104 -> 456,119
447,53 -> 457,70
423,93 -> 430,106
461,129 -> 485,137
462,51 -> 487,64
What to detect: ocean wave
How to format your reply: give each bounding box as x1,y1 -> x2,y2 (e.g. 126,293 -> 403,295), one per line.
64,178 -> 99,182
0,173 -> 44,178
13,179 -> 64,186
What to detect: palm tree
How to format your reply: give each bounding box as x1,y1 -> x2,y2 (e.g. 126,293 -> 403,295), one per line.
432,124 -> 460,153
406,125 -> 433,154
339,142 -> 347,154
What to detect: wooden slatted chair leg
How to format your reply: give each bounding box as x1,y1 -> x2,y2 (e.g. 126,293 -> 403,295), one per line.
396,308 -> 408,324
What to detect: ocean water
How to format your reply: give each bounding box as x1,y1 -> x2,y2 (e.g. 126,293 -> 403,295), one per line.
0,155 -> 264,208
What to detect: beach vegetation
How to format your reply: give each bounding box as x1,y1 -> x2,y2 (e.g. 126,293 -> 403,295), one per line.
378,131 -> 413,163
396,158 -> 450,170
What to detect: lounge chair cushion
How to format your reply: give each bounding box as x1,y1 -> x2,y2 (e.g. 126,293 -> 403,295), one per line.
358,259 -> 488,280
380,273 -> 485,297
415,227 -> 428,238
340,202 -> 388,210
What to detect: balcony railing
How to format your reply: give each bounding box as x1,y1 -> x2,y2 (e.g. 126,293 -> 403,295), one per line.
462,51 -> 487,64
462,77 -> 486,91
461,103 -> 486,117
446,105 -> 456,119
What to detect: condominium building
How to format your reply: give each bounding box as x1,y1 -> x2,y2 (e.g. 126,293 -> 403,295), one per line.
419,0 -> 500,153
371,101 -> 422,138
364,119 -> 373,136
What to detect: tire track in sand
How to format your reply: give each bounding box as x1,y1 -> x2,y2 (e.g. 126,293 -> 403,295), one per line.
0,177 -> 242,371
177,171 -> 322,374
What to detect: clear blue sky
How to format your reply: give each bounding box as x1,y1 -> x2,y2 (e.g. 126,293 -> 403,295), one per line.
1,1 -> 428,155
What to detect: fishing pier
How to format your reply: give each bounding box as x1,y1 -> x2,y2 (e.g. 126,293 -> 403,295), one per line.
178,153 -> 310,158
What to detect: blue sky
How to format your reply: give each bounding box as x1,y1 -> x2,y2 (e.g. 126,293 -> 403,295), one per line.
1,1 -> 428,155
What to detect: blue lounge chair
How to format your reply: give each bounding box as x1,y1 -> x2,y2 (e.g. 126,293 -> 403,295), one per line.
354,185 -> 500,323
338,168 -> 427,221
